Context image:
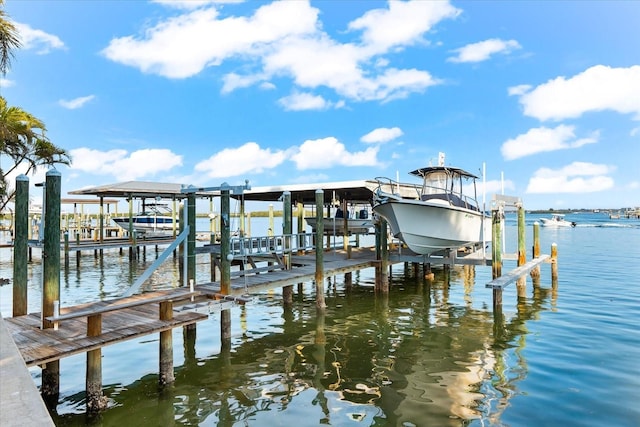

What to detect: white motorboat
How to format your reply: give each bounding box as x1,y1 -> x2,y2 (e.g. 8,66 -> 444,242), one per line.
305,216 -> 373,235
539,214 -> 576,227
112,203 -> 177,234
372,156 -> 490,255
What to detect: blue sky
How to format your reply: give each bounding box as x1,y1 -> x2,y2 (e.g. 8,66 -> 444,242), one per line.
3,0 -> 639,211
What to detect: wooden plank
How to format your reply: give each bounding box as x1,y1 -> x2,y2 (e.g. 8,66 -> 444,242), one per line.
48,288 -> 199,321
16,310 -> 207,367
485,255 -> 550,289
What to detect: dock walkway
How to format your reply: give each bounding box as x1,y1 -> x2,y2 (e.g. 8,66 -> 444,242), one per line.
4,248 -> 380,369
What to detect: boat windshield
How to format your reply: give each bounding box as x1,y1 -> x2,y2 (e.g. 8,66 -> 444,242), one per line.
422,171 -> 450,195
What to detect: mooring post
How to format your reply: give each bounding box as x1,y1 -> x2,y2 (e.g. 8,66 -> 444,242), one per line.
13,175 -> 29,317
314,190 -> 326,310
159,301 -> 175,385
491,207 -> 503,309
86,314 -> 106,412
491,208 -> 502,279
530,221 -> 541,279
220,187 -> 231,344
42,169 -> 61,404
379,218 -> 389,293
282,191 -> 293,305
296,201 -> 305,254
516,204 -> 527,295
187,192 -> 196,285
551,242 -> 558,284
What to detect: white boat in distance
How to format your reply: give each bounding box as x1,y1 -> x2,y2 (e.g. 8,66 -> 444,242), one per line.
372,157 -> 490,255
112,203 -> 177,234
305,216 -> 373,235
539,214 -> 576,228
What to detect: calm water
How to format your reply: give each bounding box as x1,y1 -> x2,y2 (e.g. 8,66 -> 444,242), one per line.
1,212 -> 639,426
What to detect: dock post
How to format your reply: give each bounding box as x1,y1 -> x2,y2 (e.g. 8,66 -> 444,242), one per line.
516,204 -> 527,295
314,190 -> 326,310
377,218 -> 389,293
187,192 -> 196,285
297,201 -> 305,294
86,314 -> 106,412
491,207 -> 503,310
63,231 -> 69,268
550,243 -> 558,284
282,192 -> 293,305
220,186 -> 232,344
42,168 -> 61,404
13,175 -> 29,317
530,222 -> 541,278
159,301 -> 175,385
491,208 -> 502,279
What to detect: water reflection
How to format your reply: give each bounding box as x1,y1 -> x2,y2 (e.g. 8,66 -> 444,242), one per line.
3,247 -> 556,426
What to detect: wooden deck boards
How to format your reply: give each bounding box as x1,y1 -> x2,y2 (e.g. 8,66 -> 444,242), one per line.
6,249 -> 379,369
5,308 -> 207,367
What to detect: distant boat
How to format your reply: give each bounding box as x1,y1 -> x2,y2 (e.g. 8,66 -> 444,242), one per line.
306,207 -> 373,235
372,154 -> 490,255
112,204 -> 177,235
539,214 -> 576,228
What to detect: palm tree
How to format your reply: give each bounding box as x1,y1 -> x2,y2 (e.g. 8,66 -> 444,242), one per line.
0,0 -> 21,76
0,1 -> 71,211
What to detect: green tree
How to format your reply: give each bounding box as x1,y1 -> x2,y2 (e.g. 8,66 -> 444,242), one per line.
0,0 -> 71,211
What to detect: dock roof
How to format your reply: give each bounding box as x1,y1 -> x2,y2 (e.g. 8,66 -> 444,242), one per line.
68,179 -> 420,204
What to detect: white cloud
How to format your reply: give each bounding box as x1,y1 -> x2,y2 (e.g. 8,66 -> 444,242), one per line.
278,91 -> 333,111
290,137 -> 379,170
517,65 -> 640,121
101,2 -> 319,79
0,78 -> 14,88
69,148 -> 182,180
102,0 -> 456,106
448,38 -> 521,63
14,22 -> 65,54
151,0 -> 238,10
526,162 -> 615,194
348,0 -> 461,53
221,72 -> 267,94
361,127 -> 403,144
501,125 -> 598,160
507,84 -> 530,96
194,142 -> 287,178
59,95 -> 95,110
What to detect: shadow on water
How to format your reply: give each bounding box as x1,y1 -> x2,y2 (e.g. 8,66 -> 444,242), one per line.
44,260 -> 556,427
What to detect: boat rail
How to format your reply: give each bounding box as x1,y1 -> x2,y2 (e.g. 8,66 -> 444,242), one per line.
373,177 -> 479,210
230,233 -> 317,256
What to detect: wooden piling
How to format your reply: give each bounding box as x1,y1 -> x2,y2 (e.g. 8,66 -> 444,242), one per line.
42,169 -> 62,403
530,222 -> 541,278
491,207 -> 503,309
12,175 -> 28,317
491,208 -> 502,279
220,187 -> 231,343
551,243 -> 558,283
377,218 -> 389,293
282,192 -> 293,305
159,301 -> 174,385
86,314 -> 106,412
187,192 -> 196,284
314,190 -> 326,310
516,205 -> 526,293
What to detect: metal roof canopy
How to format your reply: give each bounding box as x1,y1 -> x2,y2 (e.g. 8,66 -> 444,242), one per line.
68,181 -> 191,199
68,179 -> 420,204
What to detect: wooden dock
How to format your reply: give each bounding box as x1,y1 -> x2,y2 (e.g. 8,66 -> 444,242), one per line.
4,248 -> 380,368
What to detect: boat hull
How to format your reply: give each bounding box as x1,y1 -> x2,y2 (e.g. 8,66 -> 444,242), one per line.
373,199 -> 490,255
113,217 -> 177,233
539,218 -> 575,227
